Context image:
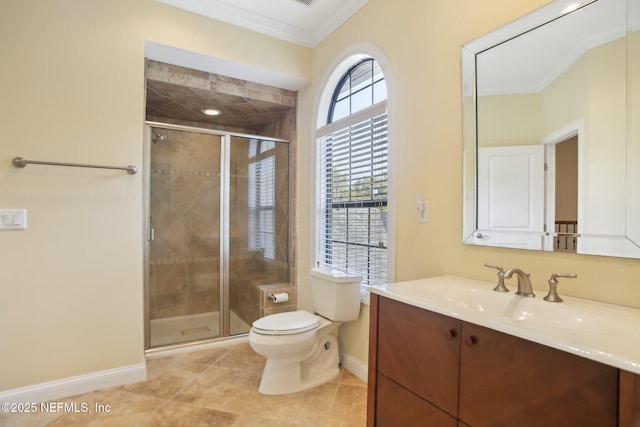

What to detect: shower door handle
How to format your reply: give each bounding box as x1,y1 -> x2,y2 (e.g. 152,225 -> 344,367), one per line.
147,227 -> 155,241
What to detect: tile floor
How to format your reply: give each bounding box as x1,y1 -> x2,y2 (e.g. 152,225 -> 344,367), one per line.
1,342 -> 368,427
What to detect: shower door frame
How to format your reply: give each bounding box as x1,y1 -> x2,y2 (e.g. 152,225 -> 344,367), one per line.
143,121 -> 290,351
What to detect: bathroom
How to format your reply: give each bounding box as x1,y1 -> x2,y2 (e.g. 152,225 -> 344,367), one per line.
1,0 -> 639,423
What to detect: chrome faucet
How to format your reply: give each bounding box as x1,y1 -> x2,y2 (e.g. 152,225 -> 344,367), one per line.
503,268 -> 535,297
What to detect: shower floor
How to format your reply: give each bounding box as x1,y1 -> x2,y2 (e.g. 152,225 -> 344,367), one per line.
150,311 -> 251,347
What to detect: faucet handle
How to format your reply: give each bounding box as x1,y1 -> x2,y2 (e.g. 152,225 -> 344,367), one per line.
484,263 -> 509,292
544,273 -> 577,302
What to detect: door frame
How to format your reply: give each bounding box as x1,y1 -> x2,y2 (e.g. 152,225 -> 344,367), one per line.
540,119 -> 584,252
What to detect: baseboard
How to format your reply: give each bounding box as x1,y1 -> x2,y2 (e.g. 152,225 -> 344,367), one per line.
0,363 -> 147,404
340,351 -> 368,383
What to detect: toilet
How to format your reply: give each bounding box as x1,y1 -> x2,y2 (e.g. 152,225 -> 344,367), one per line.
249,267 -> 362,395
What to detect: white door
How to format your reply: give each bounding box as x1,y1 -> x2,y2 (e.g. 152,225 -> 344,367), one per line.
476,145 -> 545,249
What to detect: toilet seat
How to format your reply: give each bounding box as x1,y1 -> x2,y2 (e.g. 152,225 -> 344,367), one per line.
252,310 -> 320,336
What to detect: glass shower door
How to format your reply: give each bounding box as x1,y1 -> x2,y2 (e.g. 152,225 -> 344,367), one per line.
226,136 -> 290,335
148,127 -> 222,347
146,126 -> 290,348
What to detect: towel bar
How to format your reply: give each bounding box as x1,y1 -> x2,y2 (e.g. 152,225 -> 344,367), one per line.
12,157 -> 137,175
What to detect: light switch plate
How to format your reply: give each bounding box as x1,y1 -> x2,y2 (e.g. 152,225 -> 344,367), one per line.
418,201 -> 429,223
0,209 -> 27,230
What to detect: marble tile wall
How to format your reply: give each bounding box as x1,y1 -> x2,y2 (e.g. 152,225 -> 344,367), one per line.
228,139 -> 291,325
259,284 -> 297,317
149,132 -> 293,324
145,59 -> 296,137
149,128 -> 222,320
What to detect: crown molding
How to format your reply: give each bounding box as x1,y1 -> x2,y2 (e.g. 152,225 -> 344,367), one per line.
154,0 -> 368,48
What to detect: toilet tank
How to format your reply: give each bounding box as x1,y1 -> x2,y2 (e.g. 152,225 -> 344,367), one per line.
311,267 -> 362,321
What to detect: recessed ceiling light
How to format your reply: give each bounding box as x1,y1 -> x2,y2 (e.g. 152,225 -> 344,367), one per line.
202,108 -> 221,116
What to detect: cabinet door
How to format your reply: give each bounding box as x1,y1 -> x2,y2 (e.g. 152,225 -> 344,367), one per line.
376,373 -> 457,427
377,297 -> 461,416
459,322 -> 618,427
619,370 -> 640,427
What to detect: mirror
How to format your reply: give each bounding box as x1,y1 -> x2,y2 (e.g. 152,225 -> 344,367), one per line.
462,0 -> 640,258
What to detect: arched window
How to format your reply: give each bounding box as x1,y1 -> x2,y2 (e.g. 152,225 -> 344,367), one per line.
328,58 -> 387,123
316,58 -> 388,288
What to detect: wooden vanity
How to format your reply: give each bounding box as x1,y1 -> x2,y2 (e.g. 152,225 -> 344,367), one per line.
367,277 -> 640,427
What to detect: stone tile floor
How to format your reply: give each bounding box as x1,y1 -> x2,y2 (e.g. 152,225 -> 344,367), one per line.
1,342 -> 367,427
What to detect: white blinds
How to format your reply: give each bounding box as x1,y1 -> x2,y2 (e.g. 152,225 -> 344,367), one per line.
317,109 -> 388,287
249,155 -> 275,259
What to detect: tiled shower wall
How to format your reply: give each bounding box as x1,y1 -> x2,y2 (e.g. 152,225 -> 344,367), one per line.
149,129 -> 222,320
228,139 -> 293,323
146,62 -> 297,324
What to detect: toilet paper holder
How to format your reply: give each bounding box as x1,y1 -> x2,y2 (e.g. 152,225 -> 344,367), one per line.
267,291 -> 289,303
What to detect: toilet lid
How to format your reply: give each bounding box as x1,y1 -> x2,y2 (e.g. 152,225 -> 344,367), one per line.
252,310 -> 321,335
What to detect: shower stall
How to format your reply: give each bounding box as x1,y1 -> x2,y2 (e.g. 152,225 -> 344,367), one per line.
144,123 -> 290,349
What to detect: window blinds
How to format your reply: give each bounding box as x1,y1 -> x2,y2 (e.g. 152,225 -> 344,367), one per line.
249,154 -> 275,259
318,110 -> 388,287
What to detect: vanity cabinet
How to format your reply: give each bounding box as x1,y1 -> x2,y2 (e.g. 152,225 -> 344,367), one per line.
367,294 -> 637,427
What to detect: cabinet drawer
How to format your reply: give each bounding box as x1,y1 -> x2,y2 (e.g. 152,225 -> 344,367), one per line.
376,373 -> 457,427
377,297 -> 461,416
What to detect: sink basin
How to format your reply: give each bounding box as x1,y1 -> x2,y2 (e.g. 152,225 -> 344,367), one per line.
372,276 -> 640,373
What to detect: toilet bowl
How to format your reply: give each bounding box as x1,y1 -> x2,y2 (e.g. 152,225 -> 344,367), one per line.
249,310 -> 341,395
249,267 -> 362,395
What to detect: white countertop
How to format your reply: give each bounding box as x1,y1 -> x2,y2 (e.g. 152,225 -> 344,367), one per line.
370,275 -> 640,374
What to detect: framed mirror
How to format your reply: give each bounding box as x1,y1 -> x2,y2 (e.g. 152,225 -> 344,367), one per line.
462,0 -> 640,258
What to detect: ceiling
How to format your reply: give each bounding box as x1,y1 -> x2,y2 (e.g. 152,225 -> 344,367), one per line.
154,0 -> 369,47
146,77 -> 294,131
147,0 -> 368,128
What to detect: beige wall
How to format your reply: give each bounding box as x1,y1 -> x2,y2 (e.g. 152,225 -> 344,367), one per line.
478,93 -> 542,147
0,0 -> 309,391
1,0 -> 638,391
298,0 -> 640,364
629,29 -> 640,245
